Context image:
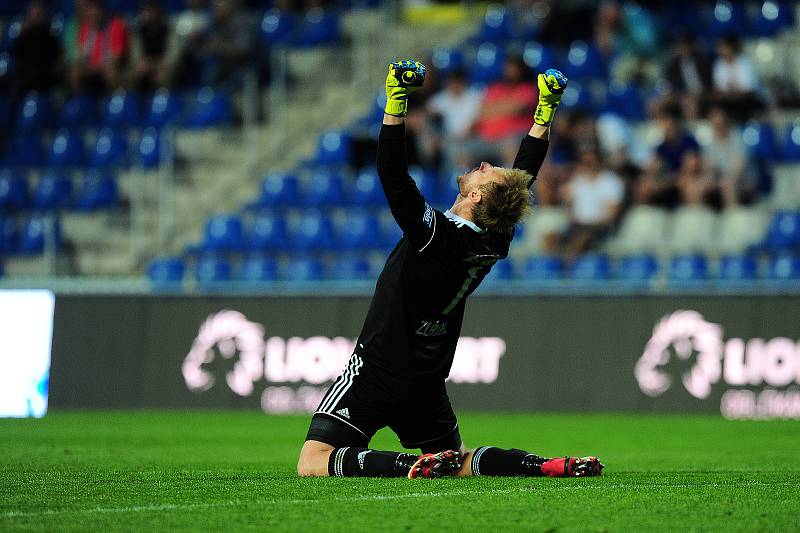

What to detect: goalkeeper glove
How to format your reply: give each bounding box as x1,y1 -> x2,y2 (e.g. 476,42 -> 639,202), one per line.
534,68 -> 568,126
384,60 -> 426,117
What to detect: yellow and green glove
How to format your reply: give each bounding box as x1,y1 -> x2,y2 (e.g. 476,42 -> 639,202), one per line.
384,60 -> 427,117
534,68 -> 568,126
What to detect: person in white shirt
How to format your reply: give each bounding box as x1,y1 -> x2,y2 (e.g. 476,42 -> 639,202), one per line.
548,144 -> 624,260
427,69 -> 484,168
704,106 -> 755,206
711,35 -> 763,122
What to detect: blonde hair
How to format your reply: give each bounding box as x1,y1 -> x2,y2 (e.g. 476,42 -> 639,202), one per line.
472,168 -> 533,236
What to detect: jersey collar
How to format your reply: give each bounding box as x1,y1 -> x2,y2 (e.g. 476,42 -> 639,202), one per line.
444,209 -> 486,234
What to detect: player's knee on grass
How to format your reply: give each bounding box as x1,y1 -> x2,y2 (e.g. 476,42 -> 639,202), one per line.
297,440 -> 334,477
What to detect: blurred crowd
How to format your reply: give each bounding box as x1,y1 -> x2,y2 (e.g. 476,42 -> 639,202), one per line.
388,0 -> 783,262
0,0 -> 342,101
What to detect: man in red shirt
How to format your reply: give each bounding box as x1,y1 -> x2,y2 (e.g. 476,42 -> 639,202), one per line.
70,0 -> 129,94
454,56 -> 538,169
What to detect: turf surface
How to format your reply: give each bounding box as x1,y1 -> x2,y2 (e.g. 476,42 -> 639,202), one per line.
1,411 -> 799,532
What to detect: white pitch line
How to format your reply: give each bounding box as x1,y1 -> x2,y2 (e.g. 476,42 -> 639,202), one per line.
1,481 -> 794,519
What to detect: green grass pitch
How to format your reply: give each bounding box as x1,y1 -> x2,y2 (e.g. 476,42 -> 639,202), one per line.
1,411 -> 799,532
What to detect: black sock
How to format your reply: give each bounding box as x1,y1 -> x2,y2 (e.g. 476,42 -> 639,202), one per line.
470,446 -> 547,477
328,447 -> 420,477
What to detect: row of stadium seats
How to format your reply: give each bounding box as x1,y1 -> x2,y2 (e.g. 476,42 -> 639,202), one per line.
0,169 -> 120,212
0,214 -> 61,255
0,88 -> 231,135
471,1 -> 796,45
519,207 -> 800,258
3,127 -> 164,170
186,207 -> 800,260
148,251 -> 800,287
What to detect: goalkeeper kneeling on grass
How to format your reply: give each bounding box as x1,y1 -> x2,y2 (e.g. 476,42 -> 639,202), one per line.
297,60 -> 603,479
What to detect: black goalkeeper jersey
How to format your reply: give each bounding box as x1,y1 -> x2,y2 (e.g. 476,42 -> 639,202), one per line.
353,123 -> 549,385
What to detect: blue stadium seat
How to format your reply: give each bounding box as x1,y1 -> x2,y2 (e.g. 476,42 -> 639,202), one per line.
559,82 -> 594,113
669,254 -> 708,281
293,210 -> 335,251
571,254 -> 611,280
146,256 -> 185,286
408,166 -> 439,204
102,90 -> 140,130
482,259 -> 513,283
620,254 -> 660,282
47,128 -> 86,168
477,4 -> 514,42
294,8 -> 340,47
312,130 -> 350,166
522,41 -> 557,73
17,92 -> 53,132
431,47 -> 464,73
469,42 -> 506,84
260,8 -> 296,45
1,16 -> 21,50
0,217 -> 16,253
332,255 -> 372,281
0,93 -> 12,131
145,89 -> 182,129
768,252 -> 800,280
351,169 -> 384,207
708,1 -> 749,38
195,254 -> 232,284
0,169 -> 29,210
603,82 -> 645,120
719,255 -> 758,281
248,211 -> 289,251
33,171 -> 72,210
304,170 -> 345,208
337,211 -> 382,250
0,52 -> 12,84
17,214 -> 61,255
751,1 -> 795,37
742,121 -> 777,161
565,40 -> 607,81
765,210 -> 800,249
3,134 -> 43,167
60,95 -> 98,130
90,127 -> 128,168
183,87 -> 231,129
239,255 -> 278,282
74,170 -> 118,211
524,256 -> 564,280
781,121 -> 800,161
252,172 -> 300,209
137,127 -> 161,169
202,214 -> 244,251
281,256 -> 324,281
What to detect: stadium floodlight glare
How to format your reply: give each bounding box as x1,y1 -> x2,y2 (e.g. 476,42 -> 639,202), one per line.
0,290 -> 55,418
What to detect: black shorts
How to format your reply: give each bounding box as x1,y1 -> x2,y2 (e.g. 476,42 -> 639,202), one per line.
305,353 -> 462,453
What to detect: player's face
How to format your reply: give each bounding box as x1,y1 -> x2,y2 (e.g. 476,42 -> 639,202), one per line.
457,162 -> 503,197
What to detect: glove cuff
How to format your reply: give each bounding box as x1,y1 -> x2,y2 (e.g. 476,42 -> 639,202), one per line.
534,103 -> 558,126
385,98 -> 408,117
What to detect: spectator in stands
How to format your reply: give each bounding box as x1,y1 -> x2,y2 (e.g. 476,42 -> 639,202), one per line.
70,0 -> 130,95
9,0 -> 62,99
676,151 -> 714,207
547,144 -> 624,260
133,1 -> 170,93
171,0 -> 210,88
594,0 -> 660,83
176,0 -> 256,89
704,106 -> 755,207
635,105 -> 699,209
456,56 -> 537,168
711,34 -> 762,122
664,33 -> 713,119
427,69 -> 483,168
62,0 -> 89,67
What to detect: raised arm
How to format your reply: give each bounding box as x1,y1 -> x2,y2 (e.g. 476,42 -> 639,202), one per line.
512,69 -> 568,187
377,61 -> 435,248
